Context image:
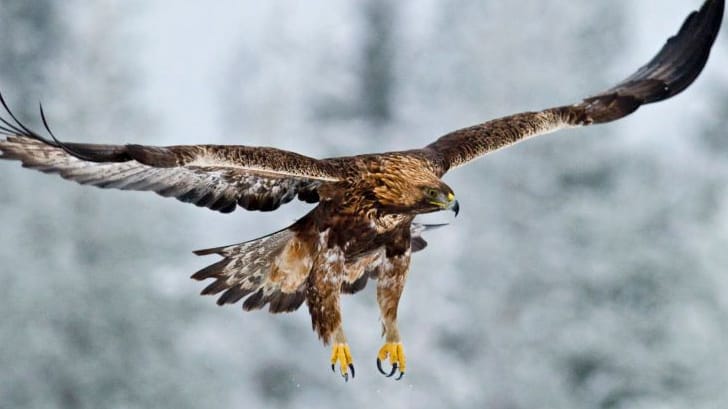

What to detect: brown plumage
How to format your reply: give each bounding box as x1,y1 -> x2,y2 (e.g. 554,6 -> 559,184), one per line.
0,0 -> 723,382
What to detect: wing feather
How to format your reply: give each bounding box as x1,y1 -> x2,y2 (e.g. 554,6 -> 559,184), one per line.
426,0 -> 723,172
0,112 -> 341,213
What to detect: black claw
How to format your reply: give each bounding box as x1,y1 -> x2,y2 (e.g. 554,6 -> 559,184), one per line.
395,372 -> 405,381
377,358 -> 386,375
377,358 -> 400,378
386,363 -> 398,378
344,372 -> 349,382
331,364 -> 335,373
349,363 -> 355,379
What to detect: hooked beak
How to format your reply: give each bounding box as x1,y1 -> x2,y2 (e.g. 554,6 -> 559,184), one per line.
445,192 -> 459,217
448,199 -> 460,217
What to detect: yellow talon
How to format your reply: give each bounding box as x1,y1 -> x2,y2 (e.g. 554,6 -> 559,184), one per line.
330,343 -> 355,381
376,342 -> 406,379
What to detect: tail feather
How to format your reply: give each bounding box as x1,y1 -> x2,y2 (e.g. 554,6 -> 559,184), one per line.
193,221 -> 447,312
192,227 -> 310,313
190,259 -> 228,281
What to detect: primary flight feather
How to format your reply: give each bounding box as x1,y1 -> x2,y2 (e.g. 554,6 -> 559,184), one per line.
0,0 -> 723,382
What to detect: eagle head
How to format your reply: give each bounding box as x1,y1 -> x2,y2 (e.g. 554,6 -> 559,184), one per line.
373,170 -> 459,216
420,183 -> 459,216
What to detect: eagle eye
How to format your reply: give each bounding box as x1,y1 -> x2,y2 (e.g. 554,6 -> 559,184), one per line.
424,187 -> 439,199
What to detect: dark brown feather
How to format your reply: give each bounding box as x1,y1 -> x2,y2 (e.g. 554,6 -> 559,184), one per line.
340,272 -> 370,294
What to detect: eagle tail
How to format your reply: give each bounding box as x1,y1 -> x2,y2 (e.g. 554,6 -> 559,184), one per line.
191,226 -> 309,313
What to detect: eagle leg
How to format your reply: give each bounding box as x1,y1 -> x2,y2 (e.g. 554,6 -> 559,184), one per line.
306,233 -> 356,381
329,327 -> 355,382
375,248 -> 411,380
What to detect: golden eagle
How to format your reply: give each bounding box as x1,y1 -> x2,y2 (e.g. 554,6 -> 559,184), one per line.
0,0 -> 723,382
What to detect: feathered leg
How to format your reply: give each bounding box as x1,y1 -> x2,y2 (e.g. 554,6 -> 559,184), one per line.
376,248 -> 411,380
306,231 -> 355,381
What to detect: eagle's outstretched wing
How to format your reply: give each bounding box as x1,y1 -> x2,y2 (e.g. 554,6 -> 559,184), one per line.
0,99 -> 341,213
426,0 -> 724,173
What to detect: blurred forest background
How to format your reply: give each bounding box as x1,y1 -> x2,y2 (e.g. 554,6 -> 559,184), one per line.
1,1 -> 727,408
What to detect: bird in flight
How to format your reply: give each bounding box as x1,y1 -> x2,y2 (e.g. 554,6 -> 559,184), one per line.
0,0 -> 723,382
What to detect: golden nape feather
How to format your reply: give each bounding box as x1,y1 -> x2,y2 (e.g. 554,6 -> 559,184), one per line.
0,0 -> 723,382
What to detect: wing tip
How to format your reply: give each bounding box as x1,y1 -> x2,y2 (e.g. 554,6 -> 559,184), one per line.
0,89 -> 136,164
0,91 -> 57,146
583,0 -> 723,124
